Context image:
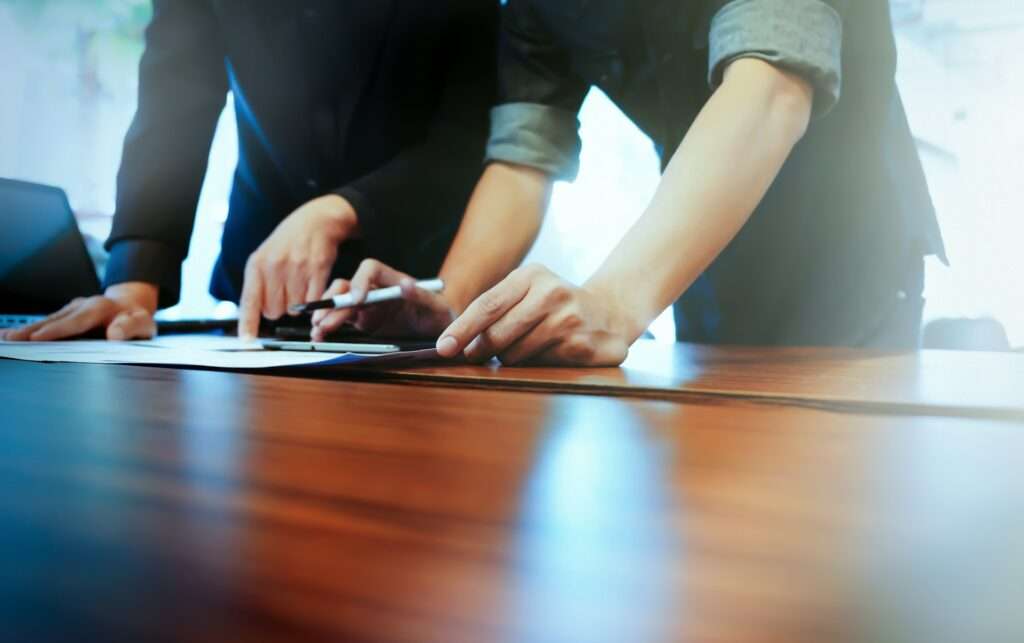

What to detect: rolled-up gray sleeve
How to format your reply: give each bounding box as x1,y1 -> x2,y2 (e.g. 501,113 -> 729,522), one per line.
708,0 -> 843,117
485,102 -> 582,182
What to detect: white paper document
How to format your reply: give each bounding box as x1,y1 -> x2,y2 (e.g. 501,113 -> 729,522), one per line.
0,334 -> 437,370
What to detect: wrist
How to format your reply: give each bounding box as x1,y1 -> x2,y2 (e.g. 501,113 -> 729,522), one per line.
104,282 -> 159,313
437,275 -> 476,315
583,277 -> 651,343
318,194 -> 360,241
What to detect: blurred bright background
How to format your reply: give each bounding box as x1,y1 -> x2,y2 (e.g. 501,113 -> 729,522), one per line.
0,0 -> 1021,346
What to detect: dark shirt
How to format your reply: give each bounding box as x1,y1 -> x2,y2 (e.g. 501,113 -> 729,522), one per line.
105,0 -> 497,308
487,0 -> 946,347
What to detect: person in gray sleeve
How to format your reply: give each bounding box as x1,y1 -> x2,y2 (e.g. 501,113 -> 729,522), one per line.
316,0 -> 946,366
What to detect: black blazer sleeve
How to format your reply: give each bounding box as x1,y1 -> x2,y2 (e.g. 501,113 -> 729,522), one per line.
332,0 -> 498,274
104,0 -> 228,308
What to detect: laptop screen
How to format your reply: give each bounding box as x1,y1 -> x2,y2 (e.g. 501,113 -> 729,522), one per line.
0,179 -> 101,314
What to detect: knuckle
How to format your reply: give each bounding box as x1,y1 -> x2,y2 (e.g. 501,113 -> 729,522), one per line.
563,338 -> 595,363
478,293 -> 504,317
544,283 -> 572,306
359,258 -> 381,273
319,313 -> 340,329
559,311 -> 584,331
480,327 -> 503,348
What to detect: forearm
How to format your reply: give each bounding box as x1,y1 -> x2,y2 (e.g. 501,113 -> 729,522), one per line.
439,162 -> 552,312
108,0 -> 227,307
586,59 -> 813,338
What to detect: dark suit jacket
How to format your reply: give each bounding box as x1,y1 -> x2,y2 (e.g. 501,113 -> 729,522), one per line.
105,0 -> 497,307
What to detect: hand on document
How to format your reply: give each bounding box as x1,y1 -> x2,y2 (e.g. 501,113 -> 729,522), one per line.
308,260 -> 636,367
310,259 -> 456,342
0,282 -> 158,342
238,194 -> 360,340
435,264 -> 634,367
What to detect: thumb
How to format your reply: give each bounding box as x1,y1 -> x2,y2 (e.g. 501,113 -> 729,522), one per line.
107,310 -> 156,341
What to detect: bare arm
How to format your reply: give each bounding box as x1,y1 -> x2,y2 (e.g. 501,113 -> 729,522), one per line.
586,58 -> 813,337
439,162 -> 552,312
437,58 -> 815,364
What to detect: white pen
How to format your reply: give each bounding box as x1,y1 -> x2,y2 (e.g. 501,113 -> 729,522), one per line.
288,278 -> 444,314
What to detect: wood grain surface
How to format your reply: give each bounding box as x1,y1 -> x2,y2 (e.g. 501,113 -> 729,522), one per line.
348,340 -> 1024,418
1,359 -> 1021,642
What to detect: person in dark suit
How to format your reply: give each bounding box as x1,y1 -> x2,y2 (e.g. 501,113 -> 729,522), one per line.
327,0 -> 945,365
3,0 -> 496,342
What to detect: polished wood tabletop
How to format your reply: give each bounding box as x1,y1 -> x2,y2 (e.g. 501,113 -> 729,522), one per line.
354,340 -> 1024,418
1,359 -> 1021,642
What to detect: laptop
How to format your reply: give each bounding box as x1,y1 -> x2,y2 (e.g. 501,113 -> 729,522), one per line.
0,178 -> 102,328
0,178 -> 238,335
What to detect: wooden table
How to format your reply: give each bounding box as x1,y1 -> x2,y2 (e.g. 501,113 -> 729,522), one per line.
2,357 -> 1022,643
345,340 -> 1024,419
